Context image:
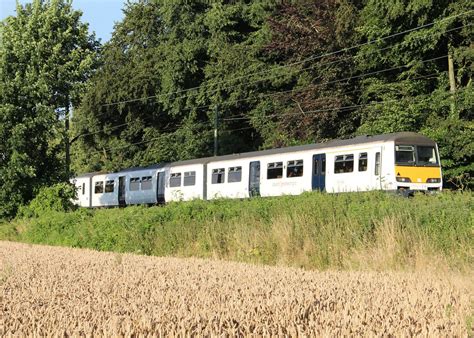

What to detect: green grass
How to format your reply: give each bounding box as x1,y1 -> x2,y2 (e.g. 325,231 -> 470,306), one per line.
1,191 -> 473,271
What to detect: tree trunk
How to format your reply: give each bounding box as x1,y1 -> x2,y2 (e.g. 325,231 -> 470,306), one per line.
65,102 -> 70,177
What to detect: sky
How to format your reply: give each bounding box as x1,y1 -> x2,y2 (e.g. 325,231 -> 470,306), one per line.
0,0 -> 126,42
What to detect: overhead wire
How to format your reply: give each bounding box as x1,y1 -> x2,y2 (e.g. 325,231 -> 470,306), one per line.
84,86 -> 466,156
97,11 -> 472,108
265,85 -> 469,121
220,71 -> 444,120
73,71 -> 442,141
221,55 -> 449,121
78,20 -> 470,131
78,21 -> 470,129
70,15 -> 473,147
221,85 -> 470,134
73,50 -> 454,140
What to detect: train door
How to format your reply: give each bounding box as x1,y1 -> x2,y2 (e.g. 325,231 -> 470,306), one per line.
156,171 -> 165,203
374,149 -> 382,190
312,154 -> 326,191
88,177 -> 93,208
249,161 -> 260,197
118,176 -> 126,206
203,164 -> 208,200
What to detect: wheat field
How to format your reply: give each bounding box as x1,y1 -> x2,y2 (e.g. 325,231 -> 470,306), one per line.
0,241 -> 472,336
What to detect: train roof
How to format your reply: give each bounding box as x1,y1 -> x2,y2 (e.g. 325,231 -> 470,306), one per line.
116,163 -> 166,173
169,132 -> 436,166
74,132 -> 436,176
74,172 -> 101,179
74,164 -> 165,177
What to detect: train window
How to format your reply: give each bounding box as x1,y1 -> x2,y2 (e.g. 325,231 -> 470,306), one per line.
228,166 -> 242,183
212,168 -> 225,184
183,171 -> 196,186
287,160 -> 303,177
82,183 -> 85,195
417,146 -> 438,166
105,180 -> 115,193
267,162 -> 283,179
313,158 -> 326,175
375,152 -> 381,175
130,177 -> 140,191
141,176 -> 152,190
334,154 -> 354,173
94,181 -> 104,194
358,153 -> 368,172
395,145 -> 415,165
169,173 -> 182,187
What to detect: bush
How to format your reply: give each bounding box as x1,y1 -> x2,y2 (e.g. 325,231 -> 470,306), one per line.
3,190 -> 473,272
17,183 -> 77,218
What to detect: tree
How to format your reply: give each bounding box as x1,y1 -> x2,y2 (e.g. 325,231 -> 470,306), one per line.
0,0 -> 99,218
71,0 -> 472,188
72,0 -> 362,172
258,0 -> 360,147
355,0 -> 473,187
72,1 -> 275,172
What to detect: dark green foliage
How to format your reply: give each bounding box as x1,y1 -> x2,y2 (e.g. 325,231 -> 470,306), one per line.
1,0 -> 473,221
71,1 -> 274,172
355,0 -> 473,187
259,0 -> 360,145
0,0 -> 99,218
3,192 -> 473,271
17,183 -> 77,218
70,0 -> 472,188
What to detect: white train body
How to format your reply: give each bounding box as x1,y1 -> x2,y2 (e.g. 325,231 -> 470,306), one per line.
165,163 -> 205,202
73,174 -> 93,207
71,132 -> 442,207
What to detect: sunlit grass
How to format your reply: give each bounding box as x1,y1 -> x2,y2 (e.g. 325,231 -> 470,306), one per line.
1,191 -> 472,272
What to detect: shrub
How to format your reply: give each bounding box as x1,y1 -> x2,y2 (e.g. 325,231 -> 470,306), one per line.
3,190 -> 473,272
17,183 -> 77,218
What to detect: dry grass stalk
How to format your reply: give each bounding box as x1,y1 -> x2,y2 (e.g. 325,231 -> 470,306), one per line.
0,241 -> 472,336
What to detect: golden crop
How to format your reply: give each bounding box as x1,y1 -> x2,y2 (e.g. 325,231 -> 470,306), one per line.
0,241 -> 471,336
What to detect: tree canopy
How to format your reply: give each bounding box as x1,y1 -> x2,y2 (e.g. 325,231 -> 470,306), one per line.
1,0 -> 472,217
0,0 -> 98,218
355,0 -> 473,187
72,0 -> 472,189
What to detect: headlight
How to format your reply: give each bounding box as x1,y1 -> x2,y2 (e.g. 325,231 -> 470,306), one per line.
426,178 -> 441,183
396,177 -> 411,183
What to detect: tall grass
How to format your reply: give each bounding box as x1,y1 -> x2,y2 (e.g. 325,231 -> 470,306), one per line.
1,191 -> 472,271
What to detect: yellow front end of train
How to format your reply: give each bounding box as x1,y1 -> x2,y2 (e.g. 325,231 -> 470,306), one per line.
394,144 -> 442,192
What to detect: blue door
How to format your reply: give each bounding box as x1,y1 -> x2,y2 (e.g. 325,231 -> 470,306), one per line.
312,154 -> 326,191
156,172 -> 165,204
118,176 -> 126,206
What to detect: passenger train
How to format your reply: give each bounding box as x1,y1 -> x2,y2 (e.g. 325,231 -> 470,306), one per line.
72,132 -> 442,207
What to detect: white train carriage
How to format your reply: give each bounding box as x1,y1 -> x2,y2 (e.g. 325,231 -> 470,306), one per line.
199,132 -> 441,197
206,157 -> 252,199
117,165 -> 164,205
71,173 -> 95,207
72,165 -> 165,208
164,161 -> 205,202
204,151 -> 312,199
91,172 -> 120,207
71,132 -> 442,207
324,142 -> 383,193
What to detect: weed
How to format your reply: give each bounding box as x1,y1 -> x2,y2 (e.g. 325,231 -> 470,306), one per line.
2,190 -> 473,272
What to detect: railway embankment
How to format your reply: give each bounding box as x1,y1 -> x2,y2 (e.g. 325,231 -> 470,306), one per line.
0,191 -> 472,272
